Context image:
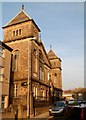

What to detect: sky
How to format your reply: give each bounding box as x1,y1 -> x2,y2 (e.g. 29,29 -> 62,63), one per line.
1,2 -> 84,90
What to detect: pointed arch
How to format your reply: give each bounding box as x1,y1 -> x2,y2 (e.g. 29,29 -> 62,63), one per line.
12,49 -> 20,72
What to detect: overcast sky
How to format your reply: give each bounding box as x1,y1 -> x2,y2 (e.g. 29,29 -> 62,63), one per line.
1,2 -> 84,90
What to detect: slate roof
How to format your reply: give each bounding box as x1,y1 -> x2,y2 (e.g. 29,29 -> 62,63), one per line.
4,10 -> 31,27
48,49 -> 58,60
3,9 -> 40,31
48,49 -> 62,61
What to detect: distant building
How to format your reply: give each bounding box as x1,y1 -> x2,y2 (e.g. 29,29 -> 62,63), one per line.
63,93 -> 73,100
63,88 -> 86,101
2,6 -> 62,118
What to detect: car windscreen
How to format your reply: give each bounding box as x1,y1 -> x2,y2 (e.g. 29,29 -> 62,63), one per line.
52,102 -> 64,107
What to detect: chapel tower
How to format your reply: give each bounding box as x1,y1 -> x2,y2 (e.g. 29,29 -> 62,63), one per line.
48,48 -> 62,89
2,6 -> 40,104
3,6 -> 40,43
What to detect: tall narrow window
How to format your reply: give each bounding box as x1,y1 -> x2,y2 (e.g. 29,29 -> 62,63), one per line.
13,83 -> 18,97
13,31 -> 15,37
35,87 -> 38,99
35,50 -> 38,73
0,68 -> 4,82
12,50 -> 19,72
16,30 -> 18,36
54,73 -> 57,83
19,29 -> 21,35
33,86 -> 35,97
35,57 -> 38,73
43,90 -> 45,99
39,67 -> 44,81
48,72 -> 50,80
39,67 -> 42,80
33,49 -> 38,73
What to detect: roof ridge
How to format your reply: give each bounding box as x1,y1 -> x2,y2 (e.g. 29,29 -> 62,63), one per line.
4,9 -> 32,28
22,9 -> 32,20
48,49 -> 58,59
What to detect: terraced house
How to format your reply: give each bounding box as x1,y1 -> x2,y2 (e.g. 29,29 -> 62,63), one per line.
1,6 -> 63,118
0,41 -> 12,110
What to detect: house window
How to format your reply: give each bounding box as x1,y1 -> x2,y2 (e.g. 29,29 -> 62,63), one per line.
39,67 -> 42,80
13,83 -> 18,97
48,72 -> 50,80
0,68 -> 4,82
35,55 -> 38,73
33,48 -> 38,73
1,96 -> 5,109
33,86 -> 38,98
43,89 -> 45,98
12,50 -> 19,72
33,86 -> 35,97
55,73 -> 57,76
35,87 -> 38,99
53,73 -> 57,83
39,67 -> 44,81
0,74 -> 3,82
34,49 -> 38,73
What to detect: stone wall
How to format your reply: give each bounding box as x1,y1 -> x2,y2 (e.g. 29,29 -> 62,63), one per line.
4,21 -> 39,43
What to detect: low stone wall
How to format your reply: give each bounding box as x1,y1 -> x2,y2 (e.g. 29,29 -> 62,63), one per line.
33,106 -> 50,116
2,106 -> 50,119
2,111 -> 15,119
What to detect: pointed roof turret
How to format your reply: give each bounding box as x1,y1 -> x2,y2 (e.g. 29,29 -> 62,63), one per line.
48,49 -> 58,60
3,9 -> 31,28
48,48 -> 62,62
3,5 -> 40,32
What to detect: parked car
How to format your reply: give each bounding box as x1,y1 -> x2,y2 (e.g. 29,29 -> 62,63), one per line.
65,101 -> 86,120
49,101 -> 68,116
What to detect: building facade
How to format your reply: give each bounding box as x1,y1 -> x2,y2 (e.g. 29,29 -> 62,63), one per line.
0,41 -> 12,110
2,6 -> 62,118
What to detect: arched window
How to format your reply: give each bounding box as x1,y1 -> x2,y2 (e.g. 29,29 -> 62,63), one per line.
13,83 -> 18,97
16,30 -> 18,36
19,29 -> 21,35
12,29 -> 22,37
12,50 -> 20,71
13,31 -> 15,37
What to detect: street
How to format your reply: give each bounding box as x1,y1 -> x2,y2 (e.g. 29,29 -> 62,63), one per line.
48,106 -> 86,120
49,116 -> 65,120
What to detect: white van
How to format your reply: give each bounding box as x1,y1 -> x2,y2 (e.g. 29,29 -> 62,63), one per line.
68,98 -> 74,105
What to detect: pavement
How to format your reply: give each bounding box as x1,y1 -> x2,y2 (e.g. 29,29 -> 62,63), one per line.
31,112 -> 53,120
